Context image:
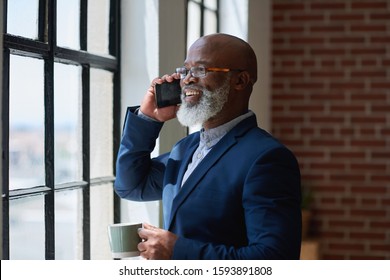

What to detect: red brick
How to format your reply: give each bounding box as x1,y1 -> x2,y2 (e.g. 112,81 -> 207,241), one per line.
351,70 -> 386,78
340,197 -> 357,205
350,140 -> 386,147
273,26 -> 305,33
311,162 -> 346,170
290,14 -> 324,21
330,14 -> 365,21
371,82 -> 390,88
295,151 -> 324,158
311,93 -> 345,101
330,82 -> 365,90
351,2 -> 387,9
291,82 -> 324,89
329,220 -> 365,228
371,175 -> 390,182
330,37 -> 365,44
310,139 -> 345,146
350,232 -> 386,240
350,93 -> 386,101
330,174 -> 366,181
351,116 -> 386,124
361,59 -> 377,66
290,37 -> 325,45
290,104 -> 325,112
350,209 -> 387,217
361,198 -> 377,205
310,71 -> 344,78
351,186 -> 387,194
370,221 -> 390,229
311,48 -> 346,55
371,105 -> 390,112
370,13 -> 390,20
328,243 -> 364,251
273,49 -> 305,56
311,3 -> 346,9
370,244 -> 390,252
371,152 -> 390,159
310,25 -> 345,32
371,36 -> 390,43
310,116 -> 345,124
330,151 -> 365,159
312,185 -> 346,193
330,105 -> 365,112
350,47 -> 386,55
273,3 -> 305,11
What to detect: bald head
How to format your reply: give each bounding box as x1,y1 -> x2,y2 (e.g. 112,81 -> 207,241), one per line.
189,33 -> 258,85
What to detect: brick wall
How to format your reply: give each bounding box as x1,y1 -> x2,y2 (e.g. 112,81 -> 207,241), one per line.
271,0 -> 390,259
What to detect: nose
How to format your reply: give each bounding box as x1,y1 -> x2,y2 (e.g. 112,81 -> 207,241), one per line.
182,73 -> 197,85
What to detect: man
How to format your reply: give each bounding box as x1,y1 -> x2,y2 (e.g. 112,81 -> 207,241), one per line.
114,33 -> 301,260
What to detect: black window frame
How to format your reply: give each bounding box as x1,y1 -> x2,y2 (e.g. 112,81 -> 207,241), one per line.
186,0 -> 220,38
2,0 -> 121,260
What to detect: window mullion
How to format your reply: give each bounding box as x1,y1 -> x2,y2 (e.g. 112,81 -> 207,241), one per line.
2,48 -> 10,260
82,65 -> 91,260
44,0 -> 56,260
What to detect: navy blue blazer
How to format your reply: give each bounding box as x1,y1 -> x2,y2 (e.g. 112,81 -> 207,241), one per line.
115,107 -> 302,259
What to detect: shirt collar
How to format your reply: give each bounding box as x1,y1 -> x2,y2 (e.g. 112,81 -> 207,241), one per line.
199,111 -> 254,149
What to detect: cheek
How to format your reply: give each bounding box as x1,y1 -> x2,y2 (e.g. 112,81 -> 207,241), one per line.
201,75 -> 227,91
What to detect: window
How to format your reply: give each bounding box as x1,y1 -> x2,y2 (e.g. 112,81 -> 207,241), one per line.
2,0 -> 121,259
186,0 -> 219,133
186,0 -> 219,46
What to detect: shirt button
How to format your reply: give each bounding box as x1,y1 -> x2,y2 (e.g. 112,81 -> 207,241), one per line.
197,153 -> 202,159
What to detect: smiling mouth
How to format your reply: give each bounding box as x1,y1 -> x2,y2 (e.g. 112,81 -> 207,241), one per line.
185,90 -> 201,97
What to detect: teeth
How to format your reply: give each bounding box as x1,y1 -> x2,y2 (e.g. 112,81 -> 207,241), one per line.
185,90 -> 200,96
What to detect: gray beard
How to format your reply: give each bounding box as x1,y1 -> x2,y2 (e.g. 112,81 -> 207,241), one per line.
176,77 -> 230,128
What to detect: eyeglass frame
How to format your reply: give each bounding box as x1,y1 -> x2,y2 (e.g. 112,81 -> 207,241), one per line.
176,66 -> 244,79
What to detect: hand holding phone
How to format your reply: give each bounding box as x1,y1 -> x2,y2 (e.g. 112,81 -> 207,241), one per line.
155,79 -> 182,108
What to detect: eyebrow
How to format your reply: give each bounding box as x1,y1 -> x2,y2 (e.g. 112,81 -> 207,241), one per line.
183,60 -> 210,67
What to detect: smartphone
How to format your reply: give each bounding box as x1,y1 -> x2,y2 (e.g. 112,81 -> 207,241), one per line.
155,79 -> 182,108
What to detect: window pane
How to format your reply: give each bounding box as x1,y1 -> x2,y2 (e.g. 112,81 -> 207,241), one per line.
204,9 -> 217,35
10,196 -> 45,259
9,55 -> 44,190
7,0 -> 39,39
91,183 -> 114,260
88,0 -> 110,55
187,1 -> 201,47
55,190 -> 83,259
57,0 -> 80,49
90,68 -> 113,178
54,63 -> 82,184
204,0 -> 217,10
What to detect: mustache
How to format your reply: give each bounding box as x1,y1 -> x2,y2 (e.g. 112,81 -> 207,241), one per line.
182,85 -> 204,92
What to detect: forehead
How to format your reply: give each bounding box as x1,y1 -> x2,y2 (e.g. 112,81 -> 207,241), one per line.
184,39 -> 225,66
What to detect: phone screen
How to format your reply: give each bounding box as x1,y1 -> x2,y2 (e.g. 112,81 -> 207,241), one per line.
155,79 -> 182,108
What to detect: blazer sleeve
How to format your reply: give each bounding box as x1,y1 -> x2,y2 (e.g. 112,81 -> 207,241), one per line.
172,146 -> 302,260
114,107 -> 168,201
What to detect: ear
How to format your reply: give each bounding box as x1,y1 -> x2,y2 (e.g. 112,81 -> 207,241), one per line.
232,71 -> 251,91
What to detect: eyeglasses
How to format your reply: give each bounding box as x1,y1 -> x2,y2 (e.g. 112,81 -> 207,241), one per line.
176,66 -> 243,79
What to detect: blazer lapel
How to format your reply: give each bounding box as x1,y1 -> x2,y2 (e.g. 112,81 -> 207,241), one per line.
163,133 -> 199,229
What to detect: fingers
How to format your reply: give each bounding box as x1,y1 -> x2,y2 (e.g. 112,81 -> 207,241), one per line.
151,73 -> 180,88
137,223 -> 163,260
